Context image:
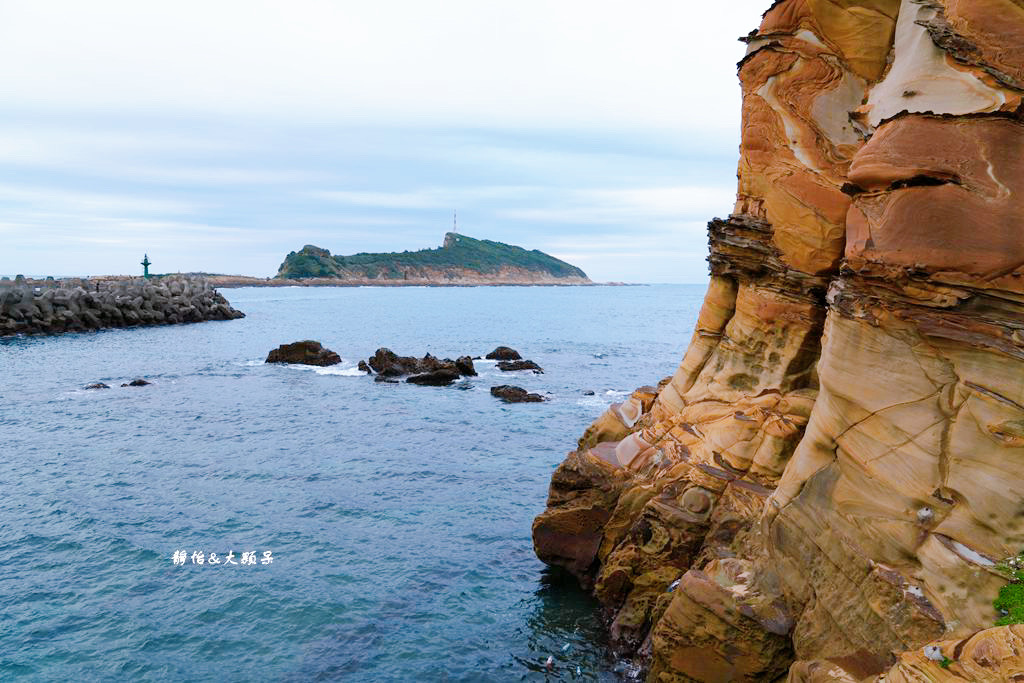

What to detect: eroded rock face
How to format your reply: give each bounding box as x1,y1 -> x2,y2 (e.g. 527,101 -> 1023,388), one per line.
532,2 -> 1024,680
265,340 -> 341,367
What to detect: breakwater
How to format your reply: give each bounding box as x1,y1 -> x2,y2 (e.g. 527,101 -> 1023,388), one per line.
0,275 -> 244,336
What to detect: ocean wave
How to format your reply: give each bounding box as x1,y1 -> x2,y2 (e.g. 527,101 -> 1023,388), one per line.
314,366 -> 367,376
258,361 -> 365,376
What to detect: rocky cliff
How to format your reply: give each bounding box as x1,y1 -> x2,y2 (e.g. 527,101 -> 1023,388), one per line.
532,2 -> 1024,680
0,275 -> 244,336
275,233 -> 591,285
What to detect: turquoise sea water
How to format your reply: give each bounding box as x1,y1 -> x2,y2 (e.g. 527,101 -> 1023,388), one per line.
1,284 -> 704,681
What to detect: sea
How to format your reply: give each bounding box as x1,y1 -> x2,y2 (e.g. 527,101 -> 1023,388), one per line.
1,284 -> 705,682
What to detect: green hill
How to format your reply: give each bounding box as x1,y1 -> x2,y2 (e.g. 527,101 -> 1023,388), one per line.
276,233 -> 590,282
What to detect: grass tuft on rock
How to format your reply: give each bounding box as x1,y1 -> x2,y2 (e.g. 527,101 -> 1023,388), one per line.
994,553 -> 1024,625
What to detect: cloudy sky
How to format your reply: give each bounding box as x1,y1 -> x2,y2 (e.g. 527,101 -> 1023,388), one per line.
1,1 -> 768,282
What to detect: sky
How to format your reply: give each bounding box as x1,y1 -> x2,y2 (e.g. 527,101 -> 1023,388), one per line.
0,1 -> 770,283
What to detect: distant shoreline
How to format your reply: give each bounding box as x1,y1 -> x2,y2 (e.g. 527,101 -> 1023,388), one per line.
209,277 -> 644,288
7,275 -> 646,289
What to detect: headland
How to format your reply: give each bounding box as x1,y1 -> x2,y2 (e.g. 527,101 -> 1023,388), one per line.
273,232 -> 592,286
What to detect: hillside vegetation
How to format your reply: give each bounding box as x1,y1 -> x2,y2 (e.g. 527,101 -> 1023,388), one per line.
276,233 -> 589,281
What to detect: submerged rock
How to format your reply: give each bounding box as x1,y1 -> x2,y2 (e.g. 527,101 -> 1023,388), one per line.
497,360 -> 543,374
84,382 -> 110,390
265,340 -> 341,367
490,385 -> 545,403
485,346 -> 521,360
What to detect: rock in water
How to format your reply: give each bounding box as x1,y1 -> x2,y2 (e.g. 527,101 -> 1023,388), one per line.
490,385 -> 545,403
454,356 -> 477,376
121,379 -> 151,387
485,346 -> 521,360
364,348 -> 475,378
84,382 -> 110,390
532,3 -> 1024,681
406,369 -> 460,386
265,340 -> 341,366
497,360 -> 543,374
367,347 -> 421,376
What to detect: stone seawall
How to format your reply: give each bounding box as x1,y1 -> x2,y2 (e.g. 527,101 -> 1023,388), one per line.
0,275 -> 244,336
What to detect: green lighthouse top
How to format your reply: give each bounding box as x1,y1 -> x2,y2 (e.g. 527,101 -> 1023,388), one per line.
141,254 -> 152,278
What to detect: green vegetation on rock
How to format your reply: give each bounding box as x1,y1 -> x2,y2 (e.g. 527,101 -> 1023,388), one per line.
275,233 -> 589,281
994,553 -> 1024,625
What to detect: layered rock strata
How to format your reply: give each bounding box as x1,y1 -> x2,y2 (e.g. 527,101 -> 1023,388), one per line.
533,1 -> 1024,680
0,275 -> 244,336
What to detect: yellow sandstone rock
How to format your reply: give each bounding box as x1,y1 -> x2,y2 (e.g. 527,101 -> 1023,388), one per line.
532,0 -> 1024,680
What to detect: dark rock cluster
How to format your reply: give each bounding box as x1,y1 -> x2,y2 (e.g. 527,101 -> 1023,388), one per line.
265,340 -> 341,366
365,348 -> 477,386
84,379 -> 151,389
485,346 -> 543,373
357,345 -> 545,397
490,385 -> 545,403
497,359 -> 543,374
0,275 -> 244,337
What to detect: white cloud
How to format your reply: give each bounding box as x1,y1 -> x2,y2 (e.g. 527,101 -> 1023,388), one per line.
541,222 -> 712,252
0,1 -> 772,281
498,186 -> 735,224
0,183 -> 198,215
0,1 -> 766,130
0,124 -> 241,167
312,185 -> 537,209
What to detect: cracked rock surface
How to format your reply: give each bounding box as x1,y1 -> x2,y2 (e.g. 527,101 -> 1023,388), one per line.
532,1 -> 1024,680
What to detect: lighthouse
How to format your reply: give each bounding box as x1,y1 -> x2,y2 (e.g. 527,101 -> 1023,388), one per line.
141,254 -> 152,279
